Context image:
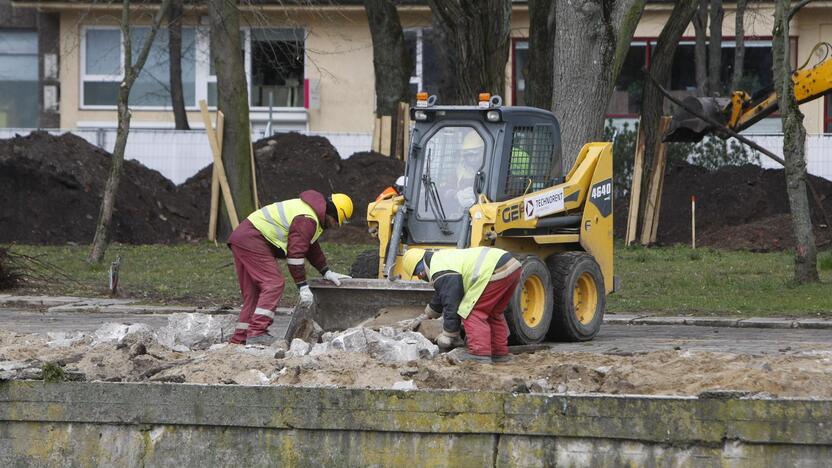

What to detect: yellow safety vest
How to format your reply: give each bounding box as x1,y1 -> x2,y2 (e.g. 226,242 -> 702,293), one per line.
247,199 -> 323,251
428,247 -> 507,319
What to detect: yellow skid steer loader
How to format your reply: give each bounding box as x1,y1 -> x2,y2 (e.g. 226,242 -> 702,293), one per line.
293,93 -> 615,345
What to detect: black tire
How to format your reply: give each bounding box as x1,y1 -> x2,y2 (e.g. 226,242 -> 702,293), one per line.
545,252 -> 605,342
350,249 -> 380,278
504,256 -> 554,345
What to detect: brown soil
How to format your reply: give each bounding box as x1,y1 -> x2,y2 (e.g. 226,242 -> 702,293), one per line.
0,132 -> 203,244
4,329 -> 832,397
615,161 -> 832,251
179,134 -> 404,243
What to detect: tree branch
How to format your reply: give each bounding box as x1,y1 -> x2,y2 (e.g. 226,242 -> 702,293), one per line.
789,0 -> 813,21
125,0 -> 172,88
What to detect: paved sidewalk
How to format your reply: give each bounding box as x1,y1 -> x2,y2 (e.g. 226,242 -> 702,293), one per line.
0,294 -> 830,330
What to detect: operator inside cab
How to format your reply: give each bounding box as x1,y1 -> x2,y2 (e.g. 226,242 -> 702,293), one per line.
454,130 -> 484,210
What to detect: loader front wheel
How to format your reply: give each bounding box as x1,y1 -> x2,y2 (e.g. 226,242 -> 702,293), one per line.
546,252 -> 605,342
505,256 -> 553,345
350,249 -> 380,279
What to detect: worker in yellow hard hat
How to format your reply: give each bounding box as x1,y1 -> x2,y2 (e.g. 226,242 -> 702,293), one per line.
227,190 -> 354,346
454,130 -> 484,209
401,245 -> 522,363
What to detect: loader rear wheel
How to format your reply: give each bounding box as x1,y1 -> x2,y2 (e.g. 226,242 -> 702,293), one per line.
545,252 -> 605,342
350,249 -> 380,279
505,256 -> 553,345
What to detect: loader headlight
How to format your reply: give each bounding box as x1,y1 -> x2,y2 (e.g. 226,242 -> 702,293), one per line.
414,110 -> 429,121
486,110 -> 501,122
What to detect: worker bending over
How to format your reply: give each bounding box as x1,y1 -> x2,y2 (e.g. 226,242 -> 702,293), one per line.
227,190 -> 353,346
402,246 -> 521,363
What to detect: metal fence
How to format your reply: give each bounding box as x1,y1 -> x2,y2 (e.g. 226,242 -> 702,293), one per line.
744,134 -> 832,181
0,128 -> 373,185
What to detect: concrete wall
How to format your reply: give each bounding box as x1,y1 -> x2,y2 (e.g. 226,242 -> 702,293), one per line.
1,381 -> 831,467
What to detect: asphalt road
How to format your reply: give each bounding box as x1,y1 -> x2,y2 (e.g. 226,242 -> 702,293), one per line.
1,307 -> 830,355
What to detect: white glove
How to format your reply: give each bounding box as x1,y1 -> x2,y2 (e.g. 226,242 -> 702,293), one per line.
424,304 -> 441,319
324,270 -> 351,287
298,285 -> 314,307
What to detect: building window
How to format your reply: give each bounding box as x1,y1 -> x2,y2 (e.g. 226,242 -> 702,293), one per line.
82,26 -> 197,108
0,30 -> 39,127
249,28 -> 304,108
405,27 -> 441,100
513,40 -> 528,107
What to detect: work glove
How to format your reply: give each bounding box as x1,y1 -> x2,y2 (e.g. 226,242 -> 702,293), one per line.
298,285 -> 314,307
436,330 -> 465,351
323,270 -> 351,287
424,304 -> 441,319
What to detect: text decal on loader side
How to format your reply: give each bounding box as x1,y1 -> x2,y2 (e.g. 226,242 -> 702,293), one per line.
524,187 -> 565,220
589,179 -> 613,217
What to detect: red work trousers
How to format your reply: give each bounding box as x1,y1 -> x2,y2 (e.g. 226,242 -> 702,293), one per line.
462,269 -> 521,357
229,244 -> 285,343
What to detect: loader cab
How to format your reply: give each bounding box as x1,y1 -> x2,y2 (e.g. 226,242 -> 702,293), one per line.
404,94 -> 562,245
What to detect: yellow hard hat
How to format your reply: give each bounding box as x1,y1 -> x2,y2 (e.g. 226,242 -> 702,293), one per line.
401,248 -> 427,277
462,131 -> 484,151
330,193 -> 354,225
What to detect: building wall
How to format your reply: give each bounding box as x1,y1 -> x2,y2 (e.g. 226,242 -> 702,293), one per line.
39,2 -> 832,134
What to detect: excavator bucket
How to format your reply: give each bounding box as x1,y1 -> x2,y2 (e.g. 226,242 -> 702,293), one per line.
663,96 -> 730,143
284,278 -> 434,339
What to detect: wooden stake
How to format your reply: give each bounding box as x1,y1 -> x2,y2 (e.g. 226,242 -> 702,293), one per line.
372,117 -> 381,153
250,138 -> 260,209
380,115 -> 392,156
642,116 -> 672,245
625,119 -> 645,246
199,100 -> 238,230
691,195 -> 697,249
208,111 -> 224,242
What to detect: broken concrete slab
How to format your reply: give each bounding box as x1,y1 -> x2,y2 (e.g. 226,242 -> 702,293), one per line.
416,319 -> 443,342
330,328 -> 369,352
366,329 -> 439,363
46,331 -> 87,348
0,295 -> 85,308
155,313 -> 237,351
288,339 -> 311,357
232,369 -> 269,386
391,380 -> 417,390
308,343 -> 328,357
632,317 -> 688,326
796,319 -> 832,329
737,318 -> 798,329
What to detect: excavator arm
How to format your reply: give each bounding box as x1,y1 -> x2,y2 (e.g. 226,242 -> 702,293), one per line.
664,43 -> 832,142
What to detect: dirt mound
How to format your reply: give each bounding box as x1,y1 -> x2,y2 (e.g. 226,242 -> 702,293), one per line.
0,132 -> 203,244
615,161 -> 832,250
180,133 -> 404,243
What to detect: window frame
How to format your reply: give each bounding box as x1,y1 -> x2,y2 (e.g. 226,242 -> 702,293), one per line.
80,24 -> 305,111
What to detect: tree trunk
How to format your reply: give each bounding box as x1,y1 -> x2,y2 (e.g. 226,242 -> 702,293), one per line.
551,0 -> 646,169
168,0 -> 189,130
637,0 -> 699,240
209,0 -> 255,237
693,0 -> 709,96
773,0 -> 819,283
526,0 -> 556,109
707,0 -> 724,96
731,0 -> 748,92
364,0 -> 411,116
88,0 -> 171,264
426,0 -> 512,105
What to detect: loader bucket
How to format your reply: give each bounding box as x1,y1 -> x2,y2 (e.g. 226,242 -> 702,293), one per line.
663,96 -> 730,143
285,278 -> 434,337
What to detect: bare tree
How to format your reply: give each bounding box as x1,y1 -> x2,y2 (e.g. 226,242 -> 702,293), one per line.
637,0 -> 699,233
209,0 -> 255,236
552,0 -> 646,167
167,0 -> 189,130
730,0 -> 748,91
773,0 -> 819,283
363,0 -> 411,116
525,0 -> 556,109
707,0 -> 724,96
88,0 -> 171,264
426,0 -> 512,104
693,0 -> 709,96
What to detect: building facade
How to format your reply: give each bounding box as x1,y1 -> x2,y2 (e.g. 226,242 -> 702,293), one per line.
4,1 -> 832,135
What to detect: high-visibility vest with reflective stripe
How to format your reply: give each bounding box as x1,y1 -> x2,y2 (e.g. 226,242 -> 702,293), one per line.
428,247 -> 507,319
247,199 -> 323,251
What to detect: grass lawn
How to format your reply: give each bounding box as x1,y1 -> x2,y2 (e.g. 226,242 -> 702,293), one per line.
3,242 -> 832,316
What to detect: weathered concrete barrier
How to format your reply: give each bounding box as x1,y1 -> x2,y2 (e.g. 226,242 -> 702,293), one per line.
0,381 -> 830,467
